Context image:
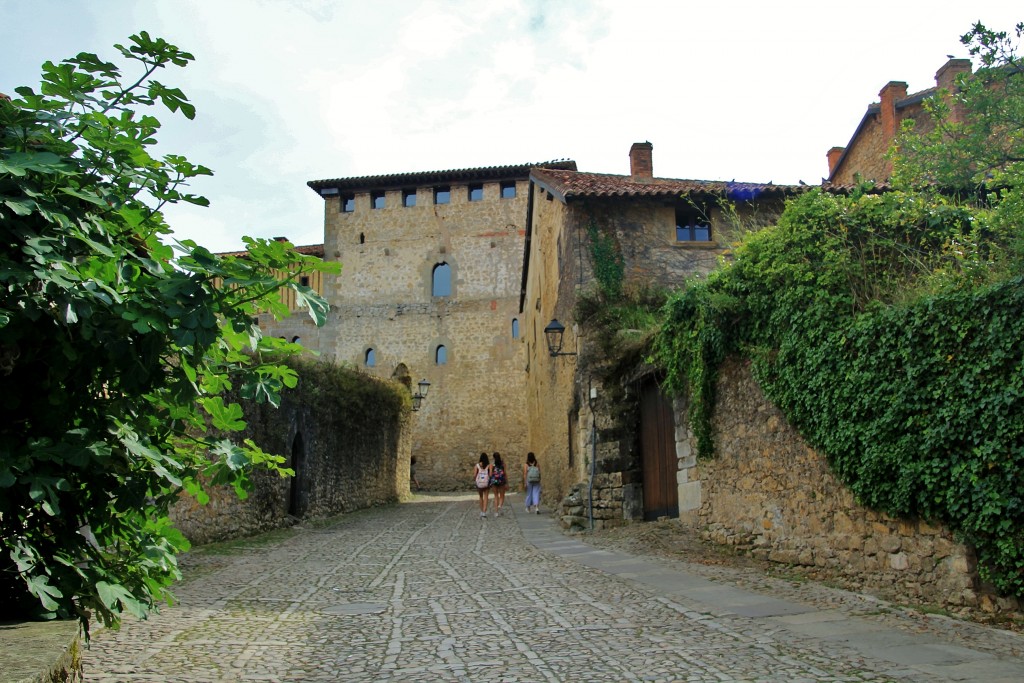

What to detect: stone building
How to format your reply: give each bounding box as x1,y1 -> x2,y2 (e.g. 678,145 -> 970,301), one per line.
520,142 -> 800,521
217,241 -> 329,350
303,161 -> 576,489
826,57 -> 973,184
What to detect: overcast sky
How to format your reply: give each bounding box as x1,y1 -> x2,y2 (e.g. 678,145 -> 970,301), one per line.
3,1 -> 1020,252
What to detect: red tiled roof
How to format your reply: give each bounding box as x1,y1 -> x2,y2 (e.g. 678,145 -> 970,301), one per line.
531,168 -> 804,202
216,243 -> 325,258
309,160 -> 577,195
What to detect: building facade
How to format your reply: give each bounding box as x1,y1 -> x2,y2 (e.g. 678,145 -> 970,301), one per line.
217,242 -> 330,350
521,142 -> 801,522
306,162 -> 575,489
826,58 -> 973,184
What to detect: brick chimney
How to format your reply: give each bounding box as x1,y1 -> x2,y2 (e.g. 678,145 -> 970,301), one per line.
826,146 -> 845,178
879,81 -> 909,142
936,58 -> 972,123
936,58 -> 972,91
629,142 -> 653,181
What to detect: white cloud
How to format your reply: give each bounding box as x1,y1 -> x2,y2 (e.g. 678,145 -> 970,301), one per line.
2,0 -> 1022,251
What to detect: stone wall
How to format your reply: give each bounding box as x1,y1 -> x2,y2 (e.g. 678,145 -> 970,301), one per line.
315,180 -> 530,490
522,192 -> 589,505
0,620 -> 82,683
523,188 -> 787,508
683,357 -> 1020,613
172,360 -> 410,544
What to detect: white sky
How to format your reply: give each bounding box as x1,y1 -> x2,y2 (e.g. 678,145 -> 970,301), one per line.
3,0 -> 1020,252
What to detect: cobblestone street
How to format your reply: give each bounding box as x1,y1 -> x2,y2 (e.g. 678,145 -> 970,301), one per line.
83,493 -> 1024,682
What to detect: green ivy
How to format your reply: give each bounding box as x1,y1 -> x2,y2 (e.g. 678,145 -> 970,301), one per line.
655,184 -> 1024,597
587,220 -> 625,299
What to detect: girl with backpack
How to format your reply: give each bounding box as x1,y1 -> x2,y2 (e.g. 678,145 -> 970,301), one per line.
523,452 -> 541,514
490,452 -> 508,516
473,452 -> 492,518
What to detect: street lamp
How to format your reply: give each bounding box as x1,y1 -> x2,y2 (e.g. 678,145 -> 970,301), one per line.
544,319 -> 577,357
411,378 -> 431,411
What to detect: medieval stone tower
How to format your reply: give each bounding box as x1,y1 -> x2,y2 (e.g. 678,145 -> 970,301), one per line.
307,161 -> 576,488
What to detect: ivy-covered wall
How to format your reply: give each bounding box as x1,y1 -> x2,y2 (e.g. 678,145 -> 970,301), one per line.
172,359 -> 411,544
688,357 -> 1021,614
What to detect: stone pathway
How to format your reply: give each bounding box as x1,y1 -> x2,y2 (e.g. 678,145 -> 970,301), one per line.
83,493 -> 1024,682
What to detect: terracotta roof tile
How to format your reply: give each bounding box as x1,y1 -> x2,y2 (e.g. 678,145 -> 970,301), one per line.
216,243 -> 325,258
309,160 -> 577,195
531,168 -> 804,202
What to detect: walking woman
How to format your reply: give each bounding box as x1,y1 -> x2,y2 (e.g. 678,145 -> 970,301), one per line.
490,452 -> 508,515
523,452 -> 541,514
473,452 -> 492,518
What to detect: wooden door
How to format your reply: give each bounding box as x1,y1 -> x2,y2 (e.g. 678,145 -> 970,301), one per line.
639,381 -> 678,520
288,432 -> 308,518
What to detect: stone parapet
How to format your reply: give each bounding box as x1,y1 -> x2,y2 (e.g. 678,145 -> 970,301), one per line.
0,620 -> 82,683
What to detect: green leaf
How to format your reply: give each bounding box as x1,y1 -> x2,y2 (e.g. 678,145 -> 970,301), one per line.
96,581 -> 133,611
3,197 -> 37,215
200,397 -> 246,432
294,285 -> 330,325
0,151 -> 69,176
27,575 -> 64,612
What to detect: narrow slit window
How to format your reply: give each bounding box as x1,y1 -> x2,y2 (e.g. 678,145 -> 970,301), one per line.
432,262 -> 451,297
365,348 -> 376,367
435,345 -> 447,365
512,318 -> 520,339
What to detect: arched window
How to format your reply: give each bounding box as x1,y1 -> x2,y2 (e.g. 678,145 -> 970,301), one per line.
365,348 -> 376,367
291,336 -> 302,346
432,262 -> 451,297
435,345 -> 447,365
511,318 -> 520,339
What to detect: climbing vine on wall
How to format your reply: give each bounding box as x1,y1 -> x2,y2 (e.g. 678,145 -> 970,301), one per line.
587,220 -> 624,299
656,186 -> 1024,597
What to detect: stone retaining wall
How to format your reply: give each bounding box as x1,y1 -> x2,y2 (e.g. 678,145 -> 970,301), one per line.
0,620 -> 81,683
683,357 -> 1020,614
172,362 -> 410,544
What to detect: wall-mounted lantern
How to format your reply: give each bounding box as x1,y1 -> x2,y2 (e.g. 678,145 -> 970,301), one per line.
544,319 -> 577,358
411,378 -> 432,411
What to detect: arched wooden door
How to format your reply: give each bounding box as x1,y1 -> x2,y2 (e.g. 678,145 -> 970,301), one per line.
639,381 -> 678,521
288,432 -> 308,518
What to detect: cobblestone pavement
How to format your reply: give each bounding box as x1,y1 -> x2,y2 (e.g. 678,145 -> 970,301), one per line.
83,493 -> 1024,682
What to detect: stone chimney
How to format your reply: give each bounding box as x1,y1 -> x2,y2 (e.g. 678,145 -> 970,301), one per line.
629,141 -> 653,181
826,147 -> 845,178
879,81 -> 909,142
